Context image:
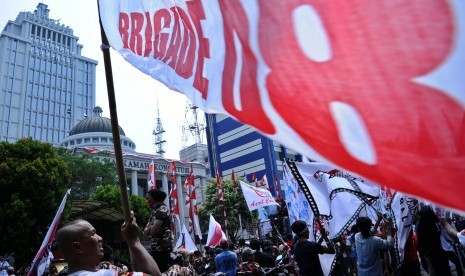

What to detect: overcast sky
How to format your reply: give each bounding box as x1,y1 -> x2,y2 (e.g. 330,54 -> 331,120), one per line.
2,0 -> 204,159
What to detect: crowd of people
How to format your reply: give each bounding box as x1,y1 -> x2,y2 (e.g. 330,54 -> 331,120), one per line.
3,191 -> 465,276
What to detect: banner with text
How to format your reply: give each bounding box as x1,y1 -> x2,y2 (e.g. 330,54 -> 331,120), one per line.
99,0 -> 465,212
240,181 -> 279,211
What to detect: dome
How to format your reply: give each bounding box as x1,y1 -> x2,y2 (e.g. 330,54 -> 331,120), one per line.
69,107 -> 125,136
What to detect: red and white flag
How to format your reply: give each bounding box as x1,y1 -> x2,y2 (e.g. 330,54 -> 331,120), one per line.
274,175 -> 281,200
259,175 -> 269,189
231,169 -> 237,189
240,181 -> 279,211
28,189 -> 71,276
216,168 -> 223,201
147,160 -> 156,190
251,173 -> 258,187
185,165 -> 202,239
99,1 -> 465,212
206,214 -> 227,247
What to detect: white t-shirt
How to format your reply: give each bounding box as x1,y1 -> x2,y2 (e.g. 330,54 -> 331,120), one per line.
68,270 -> 144,276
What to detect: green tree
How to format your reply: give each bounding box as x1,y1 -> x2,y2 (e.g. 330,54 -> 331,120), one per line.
57,149 -> 118,199
198,178 -> 257,241
90,184 -> 150,226
0,138 -> 70,267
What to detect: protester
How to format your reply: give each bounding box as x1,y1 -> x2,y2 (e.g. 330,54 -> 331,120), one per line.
97,244 -> 122,273
55,212 -> 161,276
249,239 -> 274,269
215,240 -> 239,276
291,220 -> 335,276
397,229 -> 421,276
345,225 -> 359,276
416,206 -> 452,276
144,189 -> 172,273
0,256 -> 11,276
441,217 -> 465,247
354,216 -> 393,276
238,248 -> 266,276
191,251 -> 205,275
6,267 -> 14,276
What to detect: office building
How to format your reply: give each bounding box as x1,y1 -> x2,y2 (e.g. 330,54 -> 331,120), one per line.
206,113 -> 304,198
0,3 -> 97,144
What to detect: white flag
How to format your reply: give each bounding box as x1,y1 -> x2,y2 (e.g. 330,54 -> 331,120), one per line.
174,224 -> 198,253
206,214 -> 226,247
240,181 -> 279,211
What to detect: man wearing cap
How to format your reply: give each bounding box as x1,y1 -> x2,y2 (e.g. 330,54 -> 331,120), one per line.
144,189 -> 172,273
215,240 -> 238,276
291,220 -> 335,276
238,248 -> 266,275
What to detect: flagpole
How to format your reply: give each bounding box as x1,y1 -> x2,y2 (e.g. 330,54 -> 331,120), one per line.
97,2 -> 136,270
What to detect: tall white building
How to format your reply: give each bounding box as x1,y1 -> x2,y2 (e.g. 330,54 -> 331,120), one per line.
0,3 -> 97,144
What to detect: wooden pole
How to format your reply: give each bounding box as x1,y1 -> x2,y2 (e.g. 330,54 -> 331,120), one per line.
96,1 -> 136,271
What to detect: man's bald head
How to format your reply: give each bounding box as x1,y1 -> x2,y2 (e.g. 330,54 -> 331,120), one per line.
55,219 -> 90,258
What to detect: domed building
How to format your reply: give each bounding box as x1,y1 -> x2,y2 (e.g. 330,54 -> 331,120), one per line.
59,106 -> 136,151
59,107 -> 208,228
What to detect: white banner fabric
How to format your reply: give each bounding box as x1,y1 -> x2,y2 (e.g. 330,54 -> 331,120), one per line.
240,181 -> 279,211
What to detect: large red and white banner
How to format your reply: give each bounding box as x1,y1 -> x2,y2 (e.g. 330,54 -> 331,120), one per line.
99,0 -> 465,212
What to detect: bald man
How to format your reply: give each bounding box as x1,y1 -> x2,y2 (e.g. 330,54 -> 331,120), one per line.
56,213 -> 161,276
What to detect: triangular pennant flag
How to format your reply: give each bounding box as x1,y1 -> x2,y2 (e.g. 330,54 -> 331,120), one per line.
175,224 -> 198,252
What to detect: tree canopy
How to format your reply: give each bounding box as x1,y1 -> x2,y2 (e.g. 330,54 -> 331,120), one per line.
57,149 -> 118,199
198,178 -> 257,241
0,138 -> 70,267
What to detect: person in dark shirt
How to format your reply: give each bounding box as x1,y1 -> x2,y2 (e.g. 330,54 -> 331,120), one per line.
250,239 -> 275,268
291,220 -> 335,276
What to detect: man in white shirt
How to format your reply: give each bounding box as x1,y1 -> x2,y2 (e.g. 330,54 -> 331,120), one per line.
56,212 -> 161,276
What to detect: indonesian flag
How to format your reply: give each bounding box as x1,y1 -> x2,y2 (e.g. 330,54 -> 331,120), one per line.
259,175 -> 269,189
206,214 -> 227,247
240,181 -> 279,211
185,165 -> 202,239
274,175 -> 281,200
231,169 -> 237,189
216,168 -> 223,201
28,189 -> 71,276
175,224 -> 198,253
167,161 -> 176,183
99,1 -> 465,213
147,160 -> 156,190
251,173 -> 258,187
